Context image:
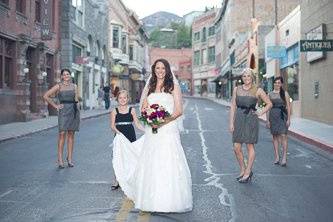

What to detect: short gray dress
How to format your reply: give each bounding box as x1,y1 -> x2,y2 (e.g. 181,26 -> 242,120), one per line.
233,86 -> 259,144
268,92 -> 288,135
58,83 -> 80,132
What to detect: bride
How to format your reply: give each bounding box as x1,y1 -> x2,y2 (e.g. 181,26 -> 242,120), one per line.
112,58 -> 193,212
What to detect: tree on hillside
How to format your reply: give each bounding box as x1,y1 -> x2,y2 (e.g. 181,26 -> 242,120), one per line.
170,22 -> 192,48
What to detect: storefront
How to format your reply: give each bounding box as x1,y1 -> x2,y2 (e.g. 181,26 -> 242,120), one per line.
279,43 -> 299,101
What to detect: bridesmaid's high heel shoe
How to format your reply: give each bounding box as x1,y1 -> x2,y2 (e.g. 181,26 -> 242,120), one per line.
58,161 -> 65,169
238,172 -> 253,183
236,173 -> 244,181
66,158 -> 74,168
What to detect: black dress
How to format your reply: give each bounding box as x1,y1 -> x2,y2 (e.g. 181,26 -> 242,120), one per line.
115,107 -> 136,142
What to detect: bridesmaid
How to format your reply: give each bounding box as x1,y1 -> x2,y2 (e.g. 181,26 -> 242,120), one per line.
110,90 -> 144,189
43,68 -> 80,169
266,77 -> 291,166
229,68 -> 272,183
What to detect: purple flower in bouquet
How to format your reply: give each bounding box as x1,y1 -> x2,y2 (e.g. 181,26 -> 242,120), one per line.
139,104 -> 171,134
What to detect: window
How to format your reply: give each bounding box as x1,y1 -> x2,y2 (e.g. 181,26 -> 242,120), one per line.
194,51 -> 200,66
129,45 -> 134,60
0,37 -> 14,88
72,0 -> 83,27
112,27 -> 120,48
46,54 -> 53,84
286,29 -> 289,36
194,32 -> 200,41
72,44 -> 82,63
16,0 -> 25,14
87,35 -> 92,56
96,40 -> 101,58
208,46 -> 215,64
35,0 -> 41,22
202,27 -> 206,42
208,26 -> 215,36
121,34 -> 127,54
0,0 -> 9,6
201,49 -> 207,64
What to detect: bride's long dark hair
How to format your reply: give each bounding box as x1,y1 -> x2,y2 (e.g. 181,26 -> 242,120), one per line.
148,59 -> 174,95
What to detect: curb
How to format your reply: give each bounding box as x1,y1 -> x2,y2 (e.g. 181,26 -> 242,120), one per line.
187,96 -> 333,153
0,111 -> 110,143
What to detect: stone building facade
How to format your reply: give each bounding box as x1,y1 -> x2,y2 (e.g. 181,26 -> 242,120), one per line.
60,0 -> 109,110
0,0 -> 61,124
299,0 -> 333,124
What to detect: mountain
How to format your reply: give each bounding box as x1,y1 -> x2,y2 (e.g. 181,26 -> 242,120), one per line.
142,11 -> 184,33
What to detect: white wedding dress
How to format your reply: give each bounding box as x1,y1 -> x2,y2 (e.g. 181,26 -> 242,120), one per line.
112,92 -> 193,212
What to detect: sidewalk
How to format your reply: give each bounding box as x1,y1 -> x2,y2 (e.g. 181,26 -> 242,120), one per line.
0,108 -> 111,142
201,96 -> 333,153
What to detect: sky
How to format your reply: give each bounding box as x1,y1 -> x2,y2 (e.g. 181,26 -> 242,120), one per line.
121,0 -> 222,18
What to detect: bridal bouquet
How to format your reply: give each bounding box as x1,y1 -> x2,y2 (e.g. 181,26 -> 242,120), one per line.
139,104 -> 171,134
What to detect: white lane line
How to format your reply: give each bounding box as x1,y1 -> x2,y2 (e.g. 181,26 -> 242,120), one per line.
194,105 -> 236,222
0,190 -> 13,199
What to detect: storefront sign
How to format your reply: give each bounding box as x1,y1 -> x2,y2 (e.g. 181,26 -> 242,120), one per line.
267,46 -> 286,58
305,24 -> 326,62
300,40 -> 333,52
41,0 -> 53,40
75,56 -> 89,64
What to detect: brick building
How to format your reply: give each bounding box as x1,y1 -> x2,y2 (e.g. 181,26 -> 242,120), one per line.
149,48 -> 192,83
192,8 -> 219,97
0,0 -> 61,124
176,59 -> 192,95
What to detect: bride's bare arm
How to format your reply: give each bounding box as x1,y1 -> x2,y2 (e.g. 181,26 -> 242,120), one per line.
170,84 -> 183,120
140,87 -> 149,113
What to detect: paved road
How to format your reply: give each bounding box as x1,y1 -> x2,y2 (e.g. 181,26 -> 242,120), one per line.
0,98 -> 332,222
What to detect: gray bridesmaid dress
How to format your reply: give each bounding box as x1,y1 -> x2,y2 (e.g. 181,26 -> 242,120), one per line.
233,86 -> 259,144
268,92 -> 288,135
58,83 -> 80,132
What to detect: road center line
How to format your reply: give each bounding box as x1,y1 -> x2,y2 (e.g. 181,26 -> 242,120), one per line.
194,105 -> 237,222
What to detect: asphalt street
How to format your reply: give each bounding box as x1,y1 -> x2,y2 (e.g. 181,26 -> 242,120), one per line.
0,97 -> 332,222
